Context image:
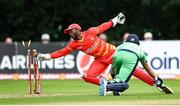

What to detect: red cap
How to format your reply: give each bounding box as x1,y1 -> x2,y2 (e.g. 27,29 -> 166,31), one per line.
64,23 -> 81,34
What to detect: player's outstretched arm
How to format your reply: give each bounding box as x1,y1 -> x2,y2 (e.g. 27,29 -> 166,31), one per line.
142,62 -> 156,79
142,62 -> 163,87
35,47 -> 72,61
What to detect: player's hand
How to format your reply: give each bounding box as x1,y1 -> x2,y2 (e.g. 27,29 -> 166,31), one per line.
154,76 -> 163,87
112,12 -> 126,27
36,53 -> 51,61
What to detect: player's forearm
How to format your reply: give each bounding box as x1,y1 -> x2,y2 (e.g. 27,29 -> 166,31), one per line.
143,62 -> 156,78
146,68 -> 156,79
97,21 -> 113,34
50,47 -> 72,58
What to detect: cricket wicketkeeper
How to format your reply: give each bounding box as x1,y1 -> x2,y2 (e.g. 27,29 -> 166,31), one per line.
35,12 -> 171,95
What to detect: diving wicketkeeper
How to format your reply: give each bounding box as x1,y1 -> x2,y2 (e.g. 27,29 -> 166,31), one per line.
35,12 -> 171,95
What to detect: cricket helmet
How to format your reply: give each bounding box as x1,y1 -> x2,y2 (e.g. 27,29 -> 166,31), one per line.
125,34 -> 140,45
64,23 -> 81,34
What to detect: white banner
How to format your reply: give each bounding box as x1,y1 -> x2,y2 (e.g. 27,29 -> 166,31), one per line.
1,41 -> 180,80
140,40 -> 180,79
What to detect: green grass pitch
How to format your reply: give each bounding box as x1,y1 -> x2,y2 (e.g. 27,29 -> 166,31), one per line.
0,79 -> 180,105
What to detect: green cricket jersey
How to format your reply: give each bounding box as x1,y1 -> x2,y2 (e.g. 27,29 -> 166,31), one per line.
115,42 -> 147,63
112,42 -> 147,82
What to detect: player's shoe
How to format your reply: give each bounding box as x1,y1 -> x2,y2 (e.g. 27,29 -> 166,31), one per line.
113,91 -> 121,96
99,78 -> 107,96
157,84 -> 174,94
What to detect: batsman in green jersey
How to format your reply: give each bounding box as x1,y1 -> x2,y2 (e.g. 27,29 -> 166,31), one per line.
99,34 -> 174,96
112,34 -> 151,83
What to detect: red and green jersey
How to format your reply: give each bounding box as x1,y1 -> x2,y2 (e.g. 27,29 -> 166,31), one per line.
50,21 -> 116,59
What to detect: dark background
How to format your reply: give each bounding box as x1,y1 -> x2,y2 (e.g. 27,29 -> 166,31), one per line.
0,0 -> 179,42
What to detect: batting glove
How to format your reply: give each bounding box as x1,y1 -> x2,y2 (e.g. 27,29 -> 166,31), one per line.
154,76 -> 163,87
112,12 -> 126,27
36,53 -> 51,61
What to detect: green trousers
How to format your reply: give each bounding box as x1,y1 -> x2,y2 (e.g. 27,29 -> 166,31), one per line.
112,50 -> 139,82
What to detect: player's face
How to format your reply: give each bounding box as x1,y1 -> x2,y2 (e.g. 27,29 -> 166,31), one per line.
68,28 -> 81,40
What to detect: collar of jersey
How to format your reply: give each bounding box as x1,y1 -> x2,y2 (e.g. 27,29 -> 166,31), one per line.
77,34 -> 84,42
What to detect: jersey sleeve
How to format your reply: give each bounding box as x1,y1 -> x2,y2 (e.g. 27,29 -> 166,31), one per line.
88,21 -> 113,35
50,42 -> 75,58
139,49 -> 147,63
97,21 -> 113,34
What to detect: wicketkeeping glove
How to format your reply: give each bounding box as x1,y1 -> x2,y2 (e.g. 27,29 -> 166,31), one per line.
36,53 -> 51,61
154,76 -> 163,87
112,12 -> 126,27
